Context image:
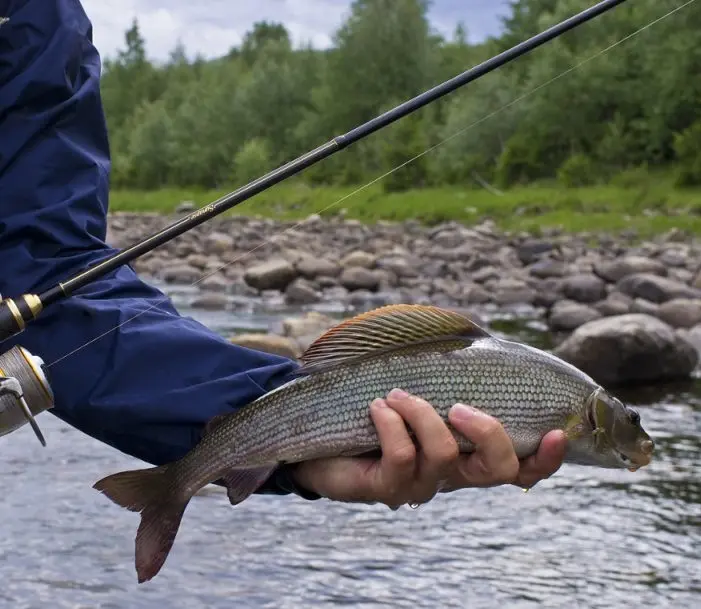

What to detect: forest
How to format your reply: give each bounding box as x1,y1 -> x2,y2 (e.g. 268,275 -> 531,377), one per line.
100,0 -> 701,196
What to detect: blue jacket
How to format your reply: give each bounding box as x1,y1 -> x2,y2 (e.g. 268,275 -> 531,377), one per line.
0,0 -> 314,498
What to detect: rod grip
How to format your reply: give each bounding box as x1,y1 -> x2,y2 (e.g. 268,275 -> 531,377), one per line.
0,295 -> 42,344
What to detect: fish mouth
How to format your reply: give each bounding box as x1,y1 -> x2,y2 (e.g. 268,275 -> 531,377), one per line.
616,444 -> 653,471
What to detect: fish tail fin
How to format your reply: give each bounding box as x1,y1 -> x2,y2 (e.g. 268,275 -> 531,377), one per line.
93,464 -> 190,583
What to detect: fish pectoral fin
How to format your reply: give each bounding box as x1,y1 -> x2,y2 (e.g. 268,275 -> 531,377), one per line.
220,465 -> 277,506
298,304 -> 491,374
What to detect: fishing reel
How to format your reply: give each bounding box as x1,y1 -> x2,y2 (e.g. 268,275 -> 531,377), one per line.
0,292 -> 54,447
0,345 -> 53,447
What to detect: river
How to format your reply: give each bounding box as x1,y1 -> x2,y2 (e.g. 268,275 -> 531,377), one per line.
1,287 -> 700,609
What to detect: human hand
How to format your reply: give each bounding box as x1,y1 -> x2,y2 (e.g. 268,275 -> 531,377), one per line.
290,388 -> 566,509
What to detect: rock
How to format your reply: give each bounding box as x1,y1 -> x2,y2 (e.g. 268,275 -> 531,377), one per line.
285,278 -> 321,305
616,273 -> 701,304
515,239 -> 553,265
471,266 -> 500,284
655,298 -> 701,328
244,259 -> 298,291
691,269 -> 701,290
528,259 -> 568,279
491,278 -> 536,305
682,323 -> 701,358
191,292 -> 229,310
205,232 -> 234,255
658,248 -> 688,267
282,311 -> 336,340
552,314 -> 698,385
339,267 -> 380,291
230,333 -> 298,360
340,251 -> 376,269
176,200 -> 196,213
669,268 -> 693,284
594,292 -> 632,316
199,274 -> 230,292
532,278 -> 563,308
462,283 -> 492,304
186,253 -> 209,270
594,256 -> 667,282
160,263 -> 201,284
630,298 -> 659,316
431,229 -> 465,249
323,285 -> 350,301
296,257 -> 340,279
561,273 -> 607,304
548,300 -> 602,331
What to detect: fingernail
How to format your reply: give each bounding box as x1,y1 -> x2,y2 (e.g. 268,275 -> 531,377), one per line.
387,388 -> 408,400
371,398 -> 387,408
450,403 -> 487,421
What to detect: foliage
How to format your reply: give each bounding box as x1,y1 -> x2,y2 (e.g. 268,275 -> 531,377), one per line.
673,119 -> 701,186
99,0 -> 701,192
557,153 -> 599,188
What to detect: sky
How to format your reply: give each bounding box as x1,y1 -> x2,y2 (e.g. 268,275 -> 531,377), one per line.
79,0 -> 513,63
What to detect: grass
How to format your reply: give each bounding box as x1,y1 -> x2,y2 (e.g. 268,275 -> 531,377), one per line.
108,170 -> 701,238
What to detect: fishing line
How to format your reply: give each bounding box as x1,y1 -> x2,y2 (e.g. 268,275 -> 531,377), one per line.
45,0 -> 697,370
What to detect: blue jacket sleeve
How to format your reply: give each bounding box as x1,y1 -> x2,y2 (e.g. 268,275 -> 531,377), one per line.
0,0 -> 317,498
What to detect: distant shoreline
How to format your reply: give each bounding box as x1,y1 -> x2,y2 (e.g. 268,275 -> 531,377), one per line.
108,174 -> 701,238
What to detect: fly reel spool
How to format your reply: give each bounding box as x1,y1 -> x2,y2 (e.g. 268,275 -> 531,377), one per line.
0,345 -> 54,446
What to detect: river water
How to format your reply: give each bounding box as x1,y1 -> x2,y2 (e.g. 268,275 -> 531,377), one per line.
1,289 -> 700,609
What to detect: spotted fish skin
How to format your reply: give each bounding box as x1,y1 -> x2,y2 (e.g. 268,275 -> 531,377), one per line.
92,304 -> 651,584
196,338 -> 595,475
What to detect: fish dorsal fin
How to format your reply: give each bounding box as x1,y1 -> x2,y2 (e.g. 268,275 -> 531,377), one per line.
298,304 -> 490,374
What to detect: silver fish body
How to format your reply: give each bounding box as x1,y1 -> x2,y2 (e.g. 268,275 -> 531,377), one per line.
197,336 -> 595,475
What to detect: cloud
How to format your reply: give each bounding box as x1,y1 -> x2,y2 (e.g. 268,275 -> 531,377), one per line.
79,0 -> 511,63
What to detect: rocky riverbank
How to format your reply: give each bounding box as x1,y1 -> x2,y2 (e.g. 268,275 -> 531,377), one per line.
106,211 -> 701,386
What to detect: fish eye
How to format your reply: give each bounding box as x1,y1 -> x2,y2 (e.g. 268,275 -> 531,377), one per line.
627,408 -> 640,425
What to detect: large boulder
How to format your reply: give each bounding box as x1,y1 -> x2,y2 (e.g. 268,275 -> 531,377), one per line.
244,259 -> 298,291
615,273 -> 701,304
548,300 -> 602,331
594,256 -> 667,282
561,273 -> 607,303
552,314 -> 698,386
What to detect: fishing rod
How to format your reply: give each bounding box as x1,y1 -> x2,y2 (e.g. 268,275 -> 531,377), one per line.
0,0 -> 629,446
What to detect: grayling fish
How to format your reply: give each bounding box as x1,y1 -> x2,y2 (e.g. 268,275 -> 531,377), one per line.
93,304 -> 655,583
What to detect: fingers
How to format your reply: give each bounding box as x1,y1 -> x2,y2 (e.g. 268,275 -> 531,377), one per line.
368,397 -> 418,505
446,403 -> 519,487
384,389 -> 459,504
514,430 -> 566,489
292,393 -> 567,509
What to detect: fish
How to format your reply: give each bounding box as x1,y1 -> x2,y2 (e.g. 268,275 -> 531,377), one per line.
92,304 -> 655,583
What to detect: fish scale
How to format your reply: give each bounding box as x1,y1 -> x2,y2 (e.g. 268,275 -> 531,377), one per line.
181,340 -> 596,489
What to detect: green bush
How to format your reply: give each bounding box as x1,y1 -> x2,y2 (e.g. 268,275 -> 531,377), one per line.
674,120 -> 701,187
557,153 -> 599,188
231,138 -> 272,185
495,133 -> 544,188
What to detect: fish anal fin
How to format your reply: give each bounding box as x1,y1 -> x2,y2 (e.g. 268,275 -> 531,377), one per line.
220,465 -> 277,506
298,304 -> 490,372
